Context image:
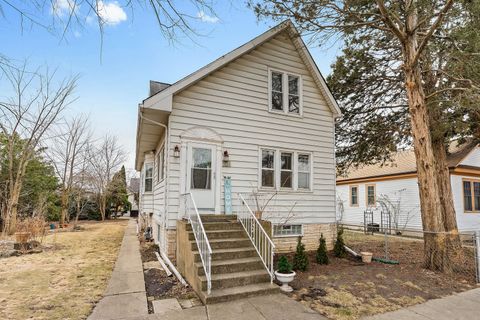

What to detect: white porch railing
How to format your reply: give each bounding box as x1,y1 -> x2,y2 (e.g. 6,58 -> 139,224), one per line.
237,193 -> 275,283
181,192 -> 212,294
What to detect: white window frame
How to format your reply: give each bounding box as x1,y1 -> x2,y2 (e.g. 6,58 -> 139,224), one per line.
268,68 -> 303,116
260,149 -> 276,190
156,146 -> 165,183
280,151 -> 294,190
144,163 -> 153,193
258,148 -> 312,192
273,224 -> 304,237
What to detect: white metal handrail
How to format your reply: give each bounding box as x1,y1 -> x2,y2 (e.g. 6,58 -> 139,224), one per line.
237,193 -> 275,282
181,192 -> 212,294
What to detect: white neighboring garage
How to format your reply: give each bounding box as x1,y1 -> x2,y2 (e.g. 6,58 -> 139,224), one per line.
336,141 -> 480,233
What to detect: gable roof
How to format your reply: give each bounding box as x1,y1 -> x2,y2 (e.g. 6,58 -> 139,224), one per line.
142,20 -> 342,117
337,140 -> 479,184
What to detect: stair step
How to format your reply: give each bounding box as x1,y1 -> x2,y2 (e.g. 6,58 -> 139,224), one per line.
202,283 -> 280,304
196,257 -> 264,275
191,238 -> 252,250
186,222 -> 242,231
198,215 -> 237,223
188,229 -> 247,241
199,270 -> 271,290
193,247 -> 258,262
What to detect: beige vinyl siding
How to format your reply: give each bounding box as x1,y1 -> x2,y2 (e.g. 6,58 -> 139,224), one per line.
165,31 -> 336,228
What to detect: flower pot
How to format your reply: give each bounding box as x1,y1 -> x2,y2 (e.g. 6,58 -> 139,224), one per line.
275,270 -> 296,292
15,232 -> 31,244
361,252 -> 373,264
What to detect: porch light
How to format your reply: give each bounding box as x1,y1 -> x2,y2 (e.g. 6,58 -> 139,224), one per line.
223,150 -> 230,167
173,145 -> 180,158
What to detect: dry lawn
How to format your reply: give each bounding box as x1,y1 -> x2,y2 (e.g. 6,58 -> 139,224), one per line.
0,220 -> 128,320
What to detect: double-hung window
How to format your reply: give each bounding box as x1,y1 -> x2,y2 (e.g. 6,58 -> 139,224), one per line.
157,147 -> 164,182
463,179 -> 480,212
350,186 -> 359,207
366,184 -> 376,207
261,149 -> 276,188
269,69 -> 302,115
260,148 -> 311,191
297,154 -> 310,189
144,163 -> 153,192
280,152 -> 293,189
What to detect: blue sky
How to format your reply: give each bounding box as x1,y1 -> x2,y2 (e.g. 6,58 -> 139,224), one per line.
0,1 -> 341,173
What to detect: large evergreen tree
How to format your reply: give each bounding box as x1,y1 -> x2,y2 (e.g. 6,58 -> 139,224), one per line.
251,0 -> 480,271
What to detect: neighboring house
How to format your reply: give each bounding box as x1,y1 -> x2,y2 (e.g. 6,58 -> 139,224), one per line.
336,141 -> 480,233
135,20 -> 341,262
127,178 -> 139,212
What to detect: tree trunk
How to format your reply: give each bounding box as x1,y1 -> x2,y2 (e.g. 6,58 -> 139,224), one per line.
403,10 -> 450,271
431,138 -> 461,249
60,189 -> 68,226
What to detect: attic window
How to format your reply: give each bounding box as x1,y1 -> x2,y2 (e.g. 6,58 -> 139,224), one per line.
269,69 -> 302,115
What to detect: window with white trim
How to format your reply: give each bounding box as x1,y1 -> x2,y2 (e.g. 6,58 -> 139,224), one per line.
297,154 -> 310,189
261,149 -> 276,188
463,179 -> 480,212
144,163 -> 153,192
269,69 -> 302,115
273,224 -> 303,237
280,152 -> 293,189
259,148 -> 312,191
157,147 -> 164,182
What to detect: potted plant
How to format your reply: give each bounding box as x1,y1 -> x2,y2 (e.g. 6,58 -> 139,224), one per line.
275,255 -> 296,292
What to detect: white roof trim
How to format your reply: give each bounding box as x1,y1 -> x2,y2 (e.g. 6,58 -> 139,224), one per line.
143,20 -> 341,117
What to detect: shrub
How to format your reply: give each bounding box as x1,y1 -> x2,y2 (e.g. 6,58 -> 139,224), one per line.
334,227 -> 347,258
316,233 -> 329,265
277,255 -> 293,273
293,236 -> 309,271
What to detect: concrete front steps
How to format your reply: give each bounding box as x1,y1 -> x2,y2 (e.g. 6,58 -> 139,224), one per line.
182,215 -> 279,304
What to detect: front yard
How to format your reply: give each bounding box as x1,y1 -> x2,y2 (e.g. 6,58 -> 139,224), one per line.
0,220 -> 127,320
286,230 -> 477,320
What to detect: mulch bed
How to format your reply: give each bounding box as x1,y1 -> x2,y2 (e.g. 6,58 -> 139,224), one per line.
139,241 -> 198,313
280,231 -> 478,320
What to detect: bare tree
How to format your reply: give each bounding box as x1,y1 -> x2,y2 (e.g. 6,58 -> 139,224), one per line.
87,134 -> 126,221
48,114 -> 92,226
0,61 -> 77,234
0,0 -> 218,43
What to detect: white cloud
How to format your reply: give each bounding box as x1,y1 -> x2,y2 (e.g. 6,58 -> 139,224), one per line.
74,31 -> 82,38
97,1 -> 127,26
197,11 -> 219,24
52,0 -> 78,17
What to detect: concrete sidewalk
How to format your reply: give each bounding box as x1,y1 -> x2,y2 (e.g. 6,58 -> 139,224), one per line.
366,288 -> 480,320
88,219 -> 148,320
121,293 -> 326,320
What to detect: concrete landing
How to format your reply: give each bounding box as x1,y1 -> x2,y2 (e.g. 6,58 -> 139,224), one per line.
365,288 -> 480,320
88,219 -> 148,320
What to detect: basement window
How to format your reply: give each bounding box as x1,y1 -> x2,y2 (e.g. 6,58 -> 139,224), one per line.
273,224 -> 303,237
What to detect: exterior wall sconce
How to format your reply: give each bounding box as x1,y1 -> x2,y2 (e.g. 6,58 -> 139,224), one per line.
173,145 -> 180,158
223,150 -> 230,167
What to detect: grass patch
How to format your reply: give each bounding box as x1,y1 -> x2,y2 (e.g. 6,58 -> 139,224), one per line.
0,220 -> 127,320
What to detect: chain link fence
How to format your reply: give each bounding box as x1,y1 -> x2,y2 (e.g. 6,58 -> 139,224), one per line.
341,224 -> 479,285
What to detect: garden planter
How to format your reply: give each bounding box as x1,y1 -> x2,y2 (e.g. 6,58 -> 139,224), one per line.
361,252 -> 373,264
14,232 -> 31,244
275,270 -> 296,292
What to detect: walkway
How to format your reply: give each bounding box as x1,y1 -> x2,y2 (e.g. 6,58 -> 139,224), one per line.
366,288 -> 480,320
88,219 -> 148,320
122,293 -> 326,320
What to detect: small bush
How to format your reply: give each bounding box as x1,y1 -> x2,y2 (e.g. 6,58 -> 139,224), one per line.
316,233 -> 329,265
293,236 -> 309,271
277,255 -> 293,273
334,227 -> 347,258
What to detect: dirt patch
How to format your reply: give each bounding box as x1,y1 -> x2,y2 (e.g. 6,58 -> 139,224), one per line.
139,242 -> 199,313
283,231 -> 478,320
